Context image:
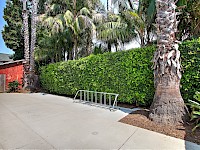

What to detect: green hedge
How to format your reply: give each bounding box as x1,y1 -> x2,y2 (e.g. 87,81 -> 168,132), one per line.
180,38 -> 200,102
40,46 -> 155,106
39,38 -> 200,106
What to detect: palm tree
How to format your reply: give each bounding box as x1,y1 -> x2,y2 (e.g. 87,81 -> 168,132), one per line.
149,0 -> 187,125
105,0 -> 156,47
29,0 -> 38,88
41,0 -> 96,60
64,7 -> 95,59
22,0 -> 30,89
122,10 -> 146,47
96,13 -> 135,51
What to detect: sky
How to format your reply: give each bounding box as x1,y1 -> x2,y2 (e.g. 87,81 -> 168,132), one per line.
0,0 -> 14,54
101,0 -> 107,6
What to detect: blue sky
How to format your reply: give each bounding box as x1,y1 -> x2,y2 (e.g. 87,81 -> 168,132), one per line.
101,0 -> 107,6
0,0 -> 14,54
0,0 -> 107,55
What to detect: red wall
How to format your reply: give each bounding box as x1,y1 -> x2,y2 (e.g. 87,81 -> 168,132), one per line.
0,62 -> 23,90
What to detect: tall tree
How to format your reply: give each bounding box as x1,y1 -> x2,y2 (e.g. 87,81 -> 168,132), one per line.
22,0 -> 30,88
96,13 -> 136,51
30,0 -> 38,80
149,0 -> 187,125
2,0 -> 24,60
21,0 -> 39,89
107,0 -> 156,47
42,0 -> 97,60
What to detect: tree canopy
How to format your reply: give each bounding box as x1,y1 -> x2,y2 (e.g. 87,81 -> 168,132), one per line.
2,0 -> 24,60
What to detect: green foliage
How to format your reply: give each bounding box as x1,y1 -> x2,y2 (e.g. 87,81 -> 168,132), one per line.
8,80 -> 21,93
39,38 -> 200,106
177,0 -> 200,40
40,46 -> 155,106
180,38 -> 200,102
188,91 -> 200,131
2,0 -> 24,60
93,46 -> 103,55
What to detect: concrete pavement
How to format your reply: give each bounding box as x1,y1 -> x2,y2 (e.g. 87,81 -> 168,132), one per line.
0,93 -> 199,149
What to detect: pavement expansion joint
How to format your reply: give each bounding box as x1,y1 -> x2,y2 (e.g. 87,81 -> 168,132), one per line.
118,128 -> 138,150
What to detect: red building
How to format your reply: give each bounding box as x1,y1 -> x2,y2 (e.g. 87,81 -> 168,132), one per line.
0,60 -> 24,92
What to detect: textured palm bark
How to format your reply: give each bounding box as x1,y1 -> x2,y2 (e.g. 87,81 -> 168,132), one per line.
86,31 -> 92,56
128,0 -> 133,9
22,0 -> 30,89
149,0 -> 187,125
73,37 -> 78,60
30,0 -> 38,73
29,0 -> 38,89
73,0 -> 77,60
149,75 -> 187,125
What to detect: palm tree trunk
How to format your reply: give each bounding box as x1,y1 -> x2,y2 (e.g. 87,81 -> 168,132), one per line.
22,0 -> 30,89
86,31 -> 92,56
73,37 -> 78,60
128,0 -> 133,9
108,42 -> 112,52
107,0 -> 112,12
140,34 -> 145,47
29,0 -> 38,88
149,0 -> 187,125
73,0 -> 76,17
114,43 -> 118,52
68,49 -> 73,60
73,0 -> 78,60
107,0 -> 109,11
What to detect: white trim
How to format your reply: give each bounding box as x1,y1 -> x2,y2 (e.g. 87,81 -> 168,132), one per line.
0,60 -> 25,66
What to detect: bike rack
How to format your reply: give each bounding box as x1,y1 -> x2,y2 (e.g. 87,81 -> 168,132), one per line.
74,90 -> 119,110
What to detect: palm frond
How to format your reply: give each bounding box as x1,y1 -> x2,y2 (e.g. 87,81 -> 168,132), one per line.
146,0 -> 156,24
43,16 -> 54,28
50,4 -> 61,14
64,10 -> 74,27
52,19 -> 64,33
100,22 -> 127,30
92,12 -> 105,24
80,7 -> 90,16
78,15 -> 95,30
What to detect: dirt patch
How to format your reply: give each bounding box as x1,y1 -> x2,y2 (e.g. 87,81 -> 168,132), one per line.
119,110 -> 200,145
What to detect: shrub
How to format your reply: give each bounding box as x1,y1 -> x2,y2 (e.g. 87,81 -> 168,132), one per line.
188,91 -> 200,131
40,46 -> 155,106
180,38 -> 200,102
8,80 -> 21,92
39,38 -> 199,106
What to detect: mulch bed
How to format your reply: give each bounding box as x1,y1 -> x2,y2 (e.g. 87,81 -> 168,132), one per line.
119,109 -> 200,145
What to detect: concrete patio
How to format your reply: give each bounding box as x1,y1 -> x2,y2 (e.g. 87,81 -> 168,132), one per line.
0,93 -> 199,149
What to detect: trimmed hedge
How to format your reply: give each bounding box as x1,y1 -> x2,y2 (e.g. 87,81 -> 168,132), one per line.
39,38 -> 200,106
40,46 -> 155,106
180,38 -> 200,102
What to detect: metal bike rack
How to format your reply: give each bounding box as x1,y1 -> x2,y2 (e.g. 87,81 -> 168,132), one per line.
74,90 -> 119,110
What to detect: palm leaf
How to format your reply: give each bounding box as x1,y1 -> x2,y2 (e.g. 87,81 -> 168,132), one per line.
146,0 -> 156,24
80,7 -> 90,16
93,12 -> 105,24
52,19 -> 64,33
193,111 -> 200,116
176,0 -> 187,7
64,10 -> 74,27
192,123 -> 200,132
43,16 -> 54,28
